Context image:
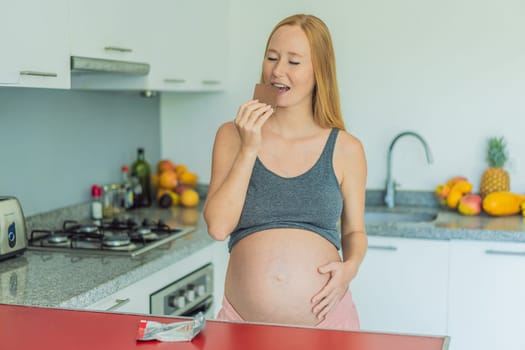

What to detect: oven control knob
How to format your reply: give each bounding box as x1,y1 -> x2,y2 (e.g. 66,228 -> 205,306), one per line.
168,293 -> 186,309
186,289 -> 196,302
196,285 -> 206,297
185,284 -> 196,302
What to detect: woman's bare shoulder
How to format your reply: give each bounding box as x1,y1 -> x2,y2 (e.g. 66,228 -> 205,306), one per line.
334,130 -> 367,191
335,129 -> 365,157
216,121 -> 237,137
215,121 -> 239,143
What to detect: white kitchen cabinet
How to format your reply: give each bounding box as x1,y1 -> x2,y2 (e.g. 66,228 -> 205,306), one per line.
69,0 -> 228,92
351,236 -> 449,336
448,240 -> 525,350
0,0 -> 70,89
211,240 -> 229,314
146,0 -> 228,92
68,0 -> 152,90
86,242 -> 219,315
86,276 -> 149,314
69,0 -> 151,63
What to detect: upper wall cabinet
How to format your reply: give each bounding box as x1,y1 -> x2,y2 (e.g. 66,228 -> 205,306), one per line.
68,0 -> 152,90
146,0 -> 228,92
2,0 -> 228,92
69,0 -> 151,63
0,0 -> 70,89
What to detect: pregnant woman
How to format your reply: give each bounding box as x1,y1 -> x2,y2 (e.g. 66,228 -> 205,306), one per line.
203,14 -> 367,330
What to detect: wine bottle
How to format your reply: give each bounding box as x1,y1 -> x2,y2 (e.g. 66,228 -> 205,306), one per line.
131,148 -> 152,207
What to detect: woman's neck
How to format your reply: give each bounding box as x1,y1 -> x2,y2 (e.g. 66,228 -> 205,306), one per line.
266,104 -> 319,138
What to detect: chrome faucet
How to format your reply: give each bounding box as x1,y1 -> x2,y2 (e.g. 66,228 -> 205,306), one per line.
385,131 -> 434,208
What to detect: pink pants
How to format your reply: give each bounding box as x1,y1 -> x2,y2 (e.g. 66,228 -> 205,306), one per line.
216,290 -> 360,331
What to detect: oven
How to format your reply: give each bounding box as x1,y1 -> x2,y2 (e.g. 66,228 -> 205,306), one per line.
150,263 -> 214,318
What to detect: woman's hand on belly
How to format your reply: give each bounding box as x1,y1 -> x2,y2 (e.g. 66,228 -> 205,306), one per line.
225,229 -> 341,326
311,260 -> 358,321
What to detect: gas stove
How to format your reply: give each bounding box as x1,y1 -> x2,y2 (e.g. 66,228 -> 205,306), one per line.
28,217 -> 195,258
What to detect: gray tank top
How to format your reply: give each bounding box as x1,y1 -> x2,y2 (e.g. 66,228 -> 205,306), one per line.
228,128 -> 343,252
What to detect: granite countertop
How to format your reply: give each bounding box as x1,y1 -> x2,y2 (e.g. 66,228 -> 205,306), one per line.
1,190 -> 525,310
364,205 -> 525,241
363,189 -> 525,241
0,204 -> 216,309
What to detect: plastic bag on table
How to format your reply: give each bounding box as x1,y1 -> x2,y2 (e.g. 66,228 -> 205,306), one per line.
136,312 -> 206,342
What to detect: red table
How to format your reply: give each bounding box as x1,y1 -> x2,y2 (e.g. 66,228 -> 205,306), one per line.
0,304 -> 449,350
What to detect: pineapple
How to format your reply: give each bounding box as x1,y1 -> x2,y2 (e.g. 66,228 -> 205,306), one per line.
479,136 -> 510,198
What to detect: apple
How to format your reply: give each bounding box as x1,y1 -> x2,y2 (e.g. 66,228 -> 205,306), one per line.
434,184 -> 450,206
435,184 -> 450,198
446,176 -> 468,188
157,159 -> 176,174
174,184 -> 192,195
458,194 -> 482,216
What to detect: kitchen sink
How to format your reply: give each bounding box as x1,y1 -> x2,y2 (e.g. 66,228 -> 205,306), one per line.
364,210 -> 438,224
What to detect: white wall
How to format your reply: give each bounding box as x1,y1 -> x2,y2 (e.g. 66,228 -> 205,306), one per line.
161,0 -> 525,193
0,88 -> 160,215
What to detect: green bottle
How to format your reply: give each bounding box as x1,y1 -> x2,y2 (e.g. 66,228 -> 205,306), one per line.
131,148 -> 152,207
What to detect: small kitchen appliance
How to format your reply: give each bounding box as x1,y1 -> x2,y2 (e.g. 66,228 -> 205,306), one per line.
0,196 -> 28,260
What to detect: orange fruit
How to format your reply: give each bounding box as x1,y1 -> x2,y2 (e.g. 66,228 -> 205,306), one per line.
157,159 -> 176,174
180,189 -> 199,207
179,171 -> 198,187
159,170 -> 178,189
175,164 -> 188,175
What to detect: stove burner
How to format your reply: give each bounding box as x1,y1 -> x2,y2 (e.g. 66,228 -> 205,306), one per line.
47,234 -> 69,244
157,219 -> 168,228
130,231 -> 160,242
103,234 -> 131,247
136,226 -> 152,235
102,217 -> 139,232
78,224 -> 99,234
127,218 -> 138,227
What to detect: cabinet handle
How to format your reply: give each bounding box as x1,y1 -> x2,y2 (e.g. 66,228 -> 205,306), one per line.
105,298 -> 130,311
19,71 -> 58,78
368,245 -> 398,251
164,78 -> 186,83
104,46 -> 133,53
485,249 -> 525,257
202,79 -> 221,85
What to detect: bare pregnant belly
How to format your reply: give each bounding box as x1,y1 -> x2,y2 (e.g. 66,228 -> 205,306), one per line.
225,228 -> 341,326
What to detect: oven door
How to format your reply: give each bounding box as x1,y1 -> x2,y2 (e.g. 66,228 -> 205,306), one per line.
150,263 -> 214,318
178,295 -> 214,318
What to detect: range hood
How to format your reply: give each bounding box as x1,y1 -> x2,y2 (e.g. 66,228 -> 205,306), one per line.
70,56 -> 150,76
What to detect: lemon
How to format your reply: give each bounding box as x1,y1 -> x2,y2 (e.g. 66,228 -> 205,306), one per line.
180,189 -> 199,207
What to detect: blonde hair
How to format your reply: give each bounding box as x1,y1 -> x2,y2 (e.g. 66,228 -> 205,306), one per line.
261,14 -> 345,130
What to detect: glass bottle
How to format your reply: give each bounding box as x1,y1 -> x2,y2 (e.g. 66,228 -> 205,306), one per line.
131,148 -> 152,207
90,185 -> 103,220
120,165 -> 134,209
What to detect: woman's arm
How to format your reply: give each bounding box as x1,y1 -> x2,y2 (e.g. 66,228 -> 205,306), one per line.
339,133 -> 368,278
311,131 -> 368,320
203,101 -> 274,240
